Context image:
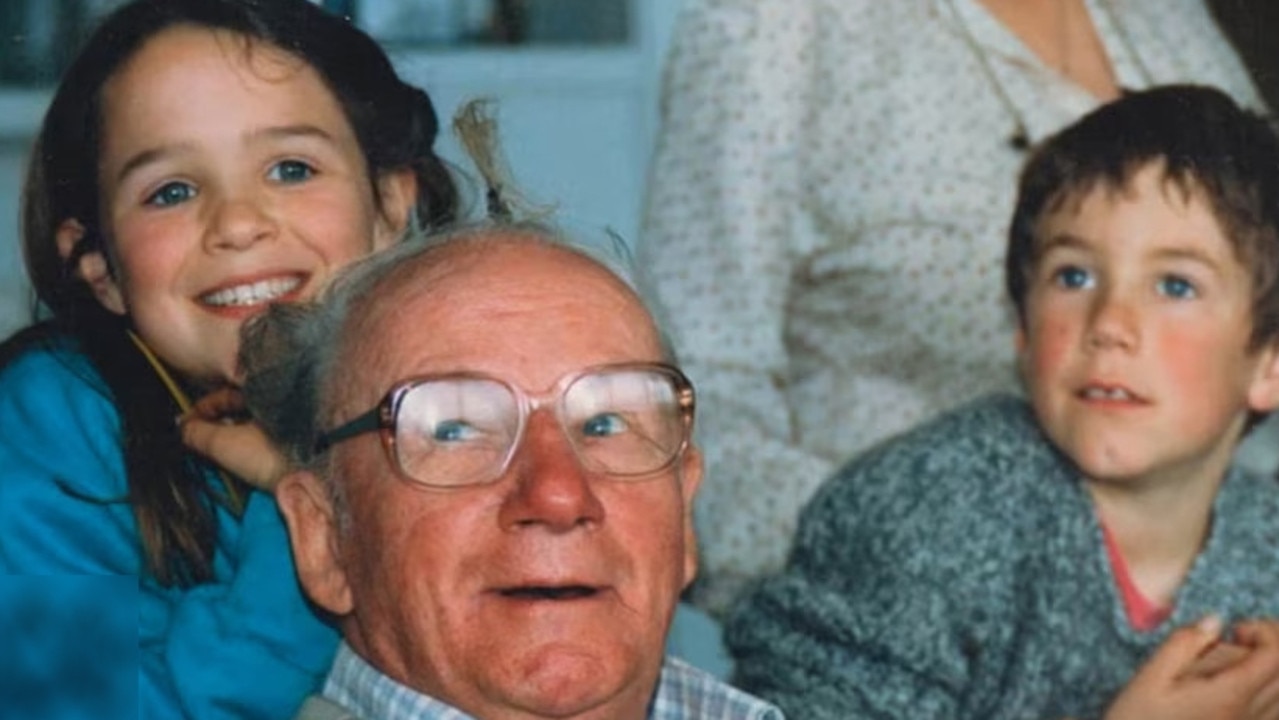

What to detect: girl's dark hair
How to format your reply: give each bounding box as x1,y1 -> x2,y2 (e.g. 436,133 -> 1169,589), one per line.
14,0 -> 459,586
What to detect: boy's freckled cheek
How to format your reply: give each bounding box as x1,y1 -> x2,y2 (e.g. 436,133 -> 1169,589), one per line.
1152,326 -> 1212,385
1026,320 -> 1073,374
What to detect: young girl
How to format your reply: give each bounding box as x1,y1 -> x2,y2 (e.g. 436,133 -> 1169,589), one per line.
0,1 -> 458,718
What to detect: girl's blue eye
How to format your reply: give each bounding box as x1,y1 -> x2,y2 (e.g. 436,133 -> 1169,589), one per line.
1052,265 -> 1093,290
1157,275 -> 1197,300
582,413 -> 628,438
268,160 -> 315,184
146,182 -> 196,207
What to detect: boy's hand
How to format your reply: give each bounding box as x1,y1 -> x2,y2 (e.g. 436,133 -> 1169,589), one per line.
1103,617 -> 1279,720
1182,638 -> 1252,679
180,387 -> 287,492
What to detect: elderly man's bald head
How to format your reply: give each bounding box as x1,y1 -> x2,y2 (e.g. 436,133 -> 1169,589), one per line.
242,221 -> 702,720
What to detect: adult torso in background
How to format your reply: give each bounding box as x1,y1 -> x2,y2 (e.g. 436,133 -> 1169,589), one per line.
641,0 -> 1266,614
1208,0 -> 1279,111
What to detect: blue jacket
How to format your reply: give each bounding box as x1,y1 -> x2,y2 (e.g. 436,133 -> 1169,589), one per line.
0,335 -> 339,719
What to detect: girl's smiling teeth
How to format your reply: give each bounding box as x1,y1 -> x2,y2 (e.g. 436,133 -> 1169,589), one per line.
199,275 -> 303,308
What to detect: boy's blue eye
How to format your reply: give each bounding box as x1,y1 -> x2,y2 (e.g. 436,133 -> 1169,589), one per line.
581,413 -> 628,438
268,160 -> 315,184
145,181 -> 196,207
1051,265 -> 1093,290
1157,275 -> 1197,300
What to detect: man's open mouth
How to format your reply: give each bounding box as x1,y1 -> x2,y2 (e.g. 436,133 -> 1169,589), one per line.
499,585 -> 599,600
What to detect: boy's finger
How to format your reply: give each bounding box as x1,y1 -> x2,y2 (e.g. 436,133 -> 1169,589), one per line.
1214,622 -> 1279,713
1234,620 -> 1279,651
1155,616 -> 1227,682
1247,676 -> 1279,720
1182,641 -> 1249,679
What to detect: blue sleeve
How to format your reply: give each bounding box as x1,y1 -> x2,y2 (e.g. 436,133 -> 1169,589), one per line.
0,347 -> 338,720
0,347 -> 136,573
140,493 -> 339,720
1,575 -> 137,720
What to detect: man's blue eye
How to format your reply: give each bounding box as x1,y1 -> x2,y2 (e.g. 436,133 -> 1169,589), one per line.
146,182 -> 196,207
1052,266 -> 1093,290
268,160 -> 315,184
432,419 -> 478,443
582,413 -> 628,438
1157,275 -> 1197,300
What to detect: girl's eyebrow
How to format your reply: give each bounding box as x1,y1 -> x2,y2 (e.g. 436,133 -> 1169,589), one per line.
251,123 -> 338,145
115,143 -> 194,185
113,124 -> 339,185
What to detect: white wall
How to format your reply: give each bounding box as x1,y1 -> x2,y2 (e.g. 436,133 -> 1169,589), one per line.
397,49 -> 652,241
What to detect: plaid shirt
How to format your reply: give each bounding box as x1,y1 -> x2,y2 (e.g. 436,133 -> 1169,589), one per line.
302,642 -> 783,720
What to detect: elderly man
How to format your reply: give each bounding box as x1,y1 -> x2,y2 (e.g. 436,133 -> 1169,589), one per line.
240,222 -> 783,720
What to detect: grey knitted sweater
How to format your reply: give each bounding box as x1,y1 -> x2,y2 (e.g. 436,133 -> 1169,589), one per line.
724,394 -> 1279,720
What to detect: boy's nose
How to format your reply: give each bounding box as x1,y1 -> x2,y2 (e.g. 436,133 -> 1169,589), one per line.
1086,289 -> 1139,351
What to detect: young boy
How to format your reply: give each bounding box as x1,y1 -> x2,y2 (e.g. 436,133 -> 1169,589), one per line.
724,85 -> 1279,719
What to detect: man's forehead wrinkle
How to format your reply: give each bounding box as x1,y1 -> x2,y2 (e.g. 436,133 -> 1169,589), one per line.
387,236 -> 653,336
323,232 -> 663,425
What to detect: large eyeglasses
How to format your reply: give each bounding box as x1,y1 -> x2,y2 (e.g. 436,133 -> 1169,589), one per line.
315,363 -> 696,489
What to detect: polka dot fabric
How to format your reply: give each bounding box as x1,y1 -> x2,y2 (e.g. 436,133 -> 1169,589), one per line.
639,0 -> 1265,617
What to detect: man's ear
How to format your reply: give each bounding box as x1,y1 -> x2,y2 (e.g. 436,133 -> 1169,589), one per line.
372,169 -> 419,250
1247,340 -> 1279,413
56,219 -> 126,315
678,446 -> 704,590
276,470 -> 354,616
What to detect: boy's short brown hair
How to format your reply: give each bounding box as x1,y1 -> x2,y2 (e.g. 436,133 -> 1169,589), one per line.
1006,84 -> 1279,351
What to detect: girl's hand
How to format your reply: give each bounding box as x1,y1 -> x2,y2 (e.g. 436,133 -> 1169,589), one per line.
1104,617 -> 1279,720
180,387 -> 287,492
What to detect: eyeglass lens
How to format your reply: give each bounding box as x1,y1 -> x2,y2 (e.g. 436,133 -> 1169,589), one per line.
393,369 -> 686,487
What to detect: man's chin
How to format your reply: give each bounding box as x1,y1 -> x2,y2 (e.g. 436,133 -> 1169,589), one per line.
476,645 -> 650,720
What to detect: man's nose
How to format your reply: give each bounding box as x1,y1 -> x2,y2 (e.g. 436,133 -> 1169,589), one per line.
497,410 -> 605,532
